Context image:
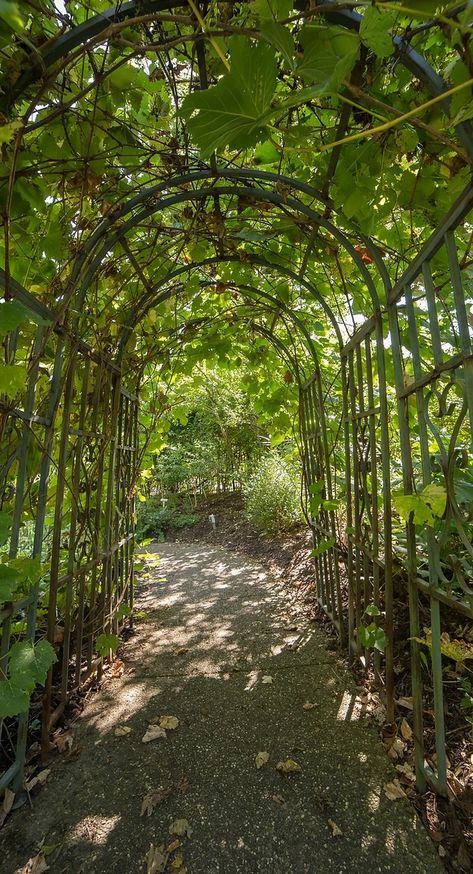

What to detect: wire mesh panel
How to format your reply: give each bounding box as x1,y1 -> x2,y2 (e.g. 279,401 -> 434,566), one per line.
0,278 -> 137,792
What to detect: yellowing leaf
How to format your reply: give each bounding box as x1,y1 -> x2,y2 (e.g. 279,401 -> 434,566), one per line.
0,120 -> 23,145
114,725 -> 132,737
159,715 -> 179,730
261,675 -> 273,684
171,856 -> 184,869
146,843 -> 168,874
384,780 -> 406,800
328,818 -> 343,837
142,725 -> 166,743
255,751 -> 269,769
169,819 -> 193,838
302,701 -> 318,710
276,759 -> 302,774
400,718 -> 413,741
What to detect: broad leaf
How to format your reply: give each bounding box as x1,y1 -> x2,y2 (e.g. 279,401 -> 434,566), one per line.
0,563 -> 21,603
96,632 -> 120,656
182,38 -> 277,156
359,7 -> 394,60
8,639 -> 57,693
0,364 -> 28,399
0,680 -> 29,717
296,25 -> 360,93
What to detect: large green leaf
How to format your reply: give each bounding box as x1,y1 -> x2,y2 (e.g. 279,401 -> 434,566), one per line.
0,563 -> 21,602
182,38 -> 277,156
0,364 -> 28,399
296,25 -> 360,92
0,299 -> 31,338
359,7 -> 394,60
9,639 -> 57,693
0,680 -> 29,718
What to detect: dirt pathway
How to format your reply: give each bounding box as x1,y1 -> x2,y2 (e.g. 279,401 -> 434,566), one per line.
2,542 -> 444,873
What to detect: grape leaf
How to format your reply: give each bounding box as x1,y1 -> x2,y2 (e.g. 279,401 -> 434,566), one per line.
8,639 -> 57,693
0,680 -> 29,718
359,7 -> 394,60
182,38 -> 277,156
296,25 -> 360,92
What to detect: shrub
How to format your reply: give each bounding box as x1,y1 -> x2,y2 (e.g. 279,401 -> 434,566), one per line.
136,499 -> 199,541
244,452 -> 303,534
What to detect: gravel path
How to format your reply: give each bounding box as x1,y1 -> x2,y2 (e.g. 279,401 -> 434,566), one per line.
1,542 -> 444,873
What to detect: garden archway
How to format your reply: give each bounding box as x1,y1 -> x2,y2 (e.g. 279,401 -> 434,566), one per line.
1,0 -> 473,807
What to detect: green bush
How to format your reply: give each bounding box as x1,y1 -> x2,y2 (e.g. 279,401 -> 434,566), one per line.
244,452 -> 303,534
136,499 -> 199,542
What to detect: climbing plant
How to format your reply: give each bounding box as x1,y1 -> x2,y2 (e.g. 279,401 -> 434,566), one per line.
0,0 -> 472,807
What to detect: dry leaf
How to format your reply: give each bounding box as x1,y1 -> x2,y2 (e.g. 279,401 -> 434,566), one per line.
111,659 -> 125,678
159,716 -> 179,731
142,725 -> 166,743
178,777 -> 190,794
272,794 -> 285,805
175,647 -> 189,655
166,840 -> 181,853
54,730 -> 74,753
400,718 -> 413,740
276,759 -> 302,774
25,769 -> 51,792
169,819 -> 192,838
21,854 -> 49,874
261,675 -> 273,684
141,787 -> 172,816
114,726 -> 132,737
384,780 -> 406,800
255,751 -> 269,769
171,856 -> 184,869
0,787 -> 15,828
146,843 -> 168,874
302,702 -> 317,710
387,737 -> 406,760
396,696 -> 413,711
328,818 -> 343,837
438,845 -> 446,858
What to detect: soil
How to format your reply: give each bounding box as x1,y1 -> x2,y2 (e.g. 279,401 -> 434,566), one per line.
1,535 -> 444,874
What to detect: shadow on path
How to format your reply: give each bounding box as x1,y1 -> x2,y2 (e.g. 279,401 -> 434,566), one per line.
1,542 -> 444,873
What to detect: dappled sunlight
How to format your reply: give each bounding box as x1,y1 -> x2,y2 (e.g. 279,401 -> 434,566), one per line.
69,814 -> 121,847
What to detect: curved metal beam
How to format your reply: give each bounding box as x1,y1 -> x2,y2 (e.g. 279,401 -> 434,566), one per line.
4,1 -> 472,156
115,253 -> 345,365
74,177 -> 383,318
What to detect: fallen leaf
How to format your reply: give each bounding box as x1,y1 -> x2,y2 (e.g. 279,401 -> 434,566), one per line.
438,845 -> 446,858
302,702 -> 317,710
272,794 -> 285,805
387,737 -> 406,760
396,696 -> 413,711
166,840 -> 181,853
276,759 -> 302,775
261,675 -> 273,684
0,787 -> 15,828
142,725 -> 167,743
20,854 -> 49,874
175,647 -> 189,656
146,843 -> 168,874
25,770 -> 51,792
169,819 -> 192,838
140,787 -> 172,816
384,780 -> 407,800
255,751 -> 269,769
328,818 -> 343,837
395,762 -> 415,782
111,659 -> 125,678
114,726 -> 132,737
171,856 -> 184,869
53,730 -> 74,753
400,718 -> 413,740
159,715 -> 179,731
178,777 -> 190,794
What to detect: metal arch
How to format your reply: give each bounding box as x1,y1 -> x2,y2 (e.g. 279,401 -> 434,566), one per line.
141,298 -> 307,387
120,275 -> 321,370
72,178 -> 384,319
4,0 -> 473,156
65,168 -> 385,311
114,253 -> 345,362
